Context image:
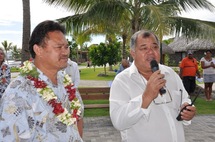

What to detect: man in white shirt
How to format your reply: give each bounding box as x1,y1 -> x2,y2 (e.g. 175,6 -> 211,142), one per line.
64,58 -> 84,137
109,30 -> 196,142
65,59 -> 80,88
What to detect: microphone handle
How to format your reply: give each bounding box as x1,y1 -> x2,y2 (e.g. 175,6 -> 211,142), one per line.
151,64 -> 166,95
159,87 -> 166,94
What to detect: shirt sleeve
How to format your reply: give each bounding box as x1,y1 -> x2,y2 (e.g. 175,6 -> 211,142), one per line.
72,62 -> 80,88
0,90 -> 35,141
179,59 -> 184,68
110,78 -> 150,131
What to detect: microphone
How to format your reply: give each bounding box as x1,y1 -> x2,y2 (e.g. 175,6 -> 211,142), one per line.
150,60 -> 166,95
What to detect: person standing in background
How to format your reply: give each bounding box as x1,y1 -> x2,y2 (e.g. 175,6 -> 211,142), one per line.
0,48 -> 11,99
179,50 -> 201,96
116,59 -> 131,74
200,50 -> 215,101
63,58 -> 84,137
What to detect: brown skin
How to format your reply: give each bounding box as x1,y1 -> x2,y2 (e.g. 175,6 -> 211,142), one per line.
201,51 -> 215,101
0,49 -> 5,65
0,49 -> 7,83
121,59 -> 130,69
33,31 -> 84,136
77,119 -> 83,138
33,31 -> 70,85
130,34 -> 196,121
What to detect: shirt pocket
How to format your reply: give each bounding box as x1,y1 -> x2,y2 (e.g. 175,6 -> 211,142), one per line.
168,90 -> 182,112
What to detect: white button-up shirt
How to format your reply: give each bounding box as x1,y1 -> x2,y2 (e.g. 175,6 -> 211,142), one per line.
110,62 -> 191,142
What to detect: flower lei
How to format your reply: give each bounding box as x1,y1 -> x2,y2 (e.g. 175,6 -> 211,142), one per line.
20,60 -> 81,126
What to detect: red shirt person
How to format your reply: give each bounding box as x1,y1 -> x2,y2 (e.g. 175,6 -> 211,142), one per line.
179,50 -> 200,95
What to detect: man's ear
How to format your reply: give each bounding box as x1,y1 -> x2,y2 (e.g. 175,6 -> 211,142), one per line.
130,50 -> 135,59
33,44 -> 42,57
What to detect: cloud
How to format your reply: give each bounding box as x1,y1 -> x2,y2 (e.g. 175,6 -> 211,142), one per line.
0,31 -> 21,35
0,20 -> 14,26
0,0 -> 22,22
0,0 -> 72,47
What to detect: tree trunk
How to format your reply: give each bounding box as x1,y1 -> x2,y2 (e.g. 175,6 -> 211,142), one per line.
104,65 -> 106,75
122,33 -> 127,59
21,0 -> 31,64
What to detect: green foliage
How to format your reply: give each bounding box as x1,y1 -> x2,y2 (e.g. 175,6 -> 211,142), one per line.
106,42 -> 121,66
68,39 -> 78,60
1,40 -> 13,51
197,62 -> 203,75
89,44 -> 101,67
164,54 -> 177,66
89,42 -> 121,75
10,67 -> 20,72
11,45 -> 21,60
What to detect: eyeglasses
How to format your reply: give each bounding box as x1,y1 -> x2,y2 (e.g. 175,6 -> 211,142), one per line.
153,88 -> 172,105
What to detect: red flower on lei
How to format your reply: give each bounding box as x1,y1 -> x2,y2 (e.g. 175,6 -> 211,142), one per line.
20,60 -> 81,125
26,74 -> 80,124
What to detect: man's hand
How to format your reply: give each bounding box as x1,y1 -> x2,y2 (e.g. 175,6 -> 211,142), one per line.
180,103 -> 196,121
142,70 -> 166,108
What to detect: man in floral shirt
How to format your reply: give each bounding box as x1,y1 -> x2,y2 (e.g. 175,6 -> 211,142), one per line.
0,20 -> 83,141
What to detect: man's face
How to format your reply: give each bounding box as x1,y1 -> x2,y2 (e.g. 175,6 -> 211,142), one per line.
38,31 -> 70,70
130,34 -> 160,72
205,51 -> 211,57
188,54 -> 193,59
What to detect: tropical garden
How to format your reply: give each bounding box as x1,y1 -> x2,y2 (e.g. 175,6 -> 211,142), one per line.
2,0 -> 215,116
1,0 -> 214,66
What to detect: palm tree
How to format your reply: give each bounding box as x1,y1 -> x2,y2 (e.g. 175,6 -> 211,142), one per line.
11,45 -> 22,61
21,0 -> 31,63
43,0 -> 215,60
1,40 -> 13,63
71,31 -> 92,63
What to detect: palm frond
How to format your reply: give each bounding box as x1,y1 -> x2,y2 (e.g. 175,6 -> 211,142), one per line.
173,0 -> 215,12
168,16 -> 215,39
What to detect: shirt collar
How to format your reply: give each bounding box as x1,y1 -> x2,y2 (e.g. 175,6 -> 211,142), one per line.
129,61 -> 171,79
37,68 -> 63,86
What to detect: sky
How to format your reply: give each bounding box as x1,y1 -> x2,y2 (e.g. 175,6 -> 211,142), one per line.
0,0 -> 215,48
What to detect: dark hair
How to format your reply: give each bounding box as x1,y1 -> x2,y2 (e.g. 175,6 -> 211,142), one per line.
130,30 -> 159,50
206,50 -> 212,53
29,20 -> 66,58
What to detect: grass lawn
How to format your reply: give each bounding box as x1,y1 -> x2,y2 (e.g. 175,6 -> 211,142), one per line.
83,97 -> 215,117
10,67 -> 20,72
194,97 -> 215,115
79,66 -> 118,81
11,65 -> 215,117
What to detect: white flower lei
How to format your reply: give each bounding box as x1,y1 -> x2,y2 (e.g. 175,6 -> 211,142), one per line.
20,60 -> 82,126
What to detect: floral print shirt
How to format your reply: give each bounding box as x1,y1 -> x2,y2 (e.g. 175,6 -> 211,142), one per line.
0,63 -> 11,98
0,70 -> 83,142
